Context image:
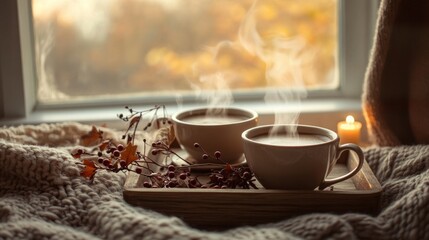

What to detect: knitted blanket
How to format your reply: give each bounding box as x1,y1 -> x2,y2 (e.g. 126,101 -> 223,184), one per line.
0,122 -> 428,240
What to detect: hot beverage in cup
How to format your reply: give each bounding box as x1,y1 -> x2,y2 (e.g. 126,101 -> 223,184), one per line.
180,115 -> 249,125
172,107 -> 258,164
242,124 -> 364,190
252,134 -> 331,146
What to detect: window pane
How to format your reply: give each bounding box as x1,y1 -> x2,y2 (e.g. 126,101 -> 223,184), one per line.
32,0 -> 338,104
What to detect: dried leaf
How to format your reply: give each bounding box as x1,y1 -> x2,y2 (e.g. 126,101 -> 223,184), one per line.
81,126 -> 103,146
98,140 -> 111,151
121,143 -> 139,165
126,116 -> 141,132
223,163 -> 233,176
72,149 -> 84,158
81,159 -> 97,179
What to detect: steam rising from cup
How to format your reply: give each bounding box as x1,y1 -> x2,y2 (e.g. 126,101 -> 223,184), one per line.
239,0 -> 308,137
186,0 -> 309,137
190,70 -> 233,116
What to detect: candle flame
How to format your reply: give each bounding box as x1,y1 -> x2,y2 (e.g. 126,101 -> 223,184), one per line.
346,115 -> 355,124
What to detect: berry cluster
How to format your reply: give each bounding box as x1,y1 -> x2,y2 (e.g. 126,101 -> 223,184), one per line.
74,105 -> 257,190
207,165 -> 257,189
141,164 -> 203,188
73,139 -> 163,179
140,163 -> 257,189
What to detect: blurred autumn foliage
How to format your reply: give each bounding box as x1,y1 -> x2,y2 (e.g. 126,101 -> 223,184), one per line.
32,0 -> 337,102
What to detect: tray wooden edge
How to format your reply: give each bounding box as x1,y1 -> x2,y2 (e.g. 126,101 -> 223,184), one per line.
124,151 -> 382,195
347,151 -> 382,193
122,153 -> 383,229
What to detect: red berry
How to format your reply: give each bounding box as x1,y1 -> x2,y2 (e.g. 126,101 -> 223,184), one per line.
168,181 -> 177,188
97,152 -> 102,157
135,168 -> 142,174
167,165 -> 175,172
168,171 -> 175,179
243,171 -> 252,180
77,149 -> 84,154
143,181 -> 152,188
202,154 -> 209,160
113,150 -> 120,158
103,159 -> 110,166
98,158 -> 104,164
179,173 -> 187,180
117,144 -> 124,151
120,160 -> 127,168
214,151 -> 221,158
189,178 -> 197,185
193,143 -> 200,148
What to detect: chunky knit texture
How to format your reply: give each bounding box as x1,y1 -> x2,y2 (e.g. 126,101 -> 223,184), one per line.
0,122 -> 428,239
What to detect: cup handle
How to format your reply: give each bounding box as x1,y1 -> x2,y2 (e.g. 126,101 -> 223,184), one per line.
318,143 -> 365,190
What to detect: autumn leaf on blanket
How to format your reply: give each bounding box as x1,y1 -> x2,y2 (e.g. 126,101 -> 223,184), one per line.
121,143 -> 139,165
81,126 -> 103,146
98,139 -> 111,151
81,159 -> 97,179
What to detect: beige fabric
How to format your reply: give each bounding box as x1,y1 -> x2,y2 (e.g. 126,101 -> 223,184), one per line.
363,0 -> 429,146
1,122 -> 428,239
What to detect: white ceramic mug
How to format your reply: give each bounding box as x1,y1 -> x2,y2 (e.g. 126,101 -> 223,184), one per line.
172,107 -> 258,164
241,124 -> 364,190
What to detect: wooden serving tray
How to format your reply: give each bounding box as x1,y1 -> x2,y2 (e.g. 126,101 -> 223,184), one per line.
123,151 -> 382,230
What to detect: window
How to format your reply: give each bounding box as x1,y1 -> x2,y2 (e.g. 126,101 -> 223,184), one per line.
0,0 -> 378,123
32,0 -> 338,105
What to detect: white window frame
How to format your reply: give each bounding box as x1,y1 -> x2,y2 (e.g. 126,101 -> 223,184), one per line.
0,0 -> 379,137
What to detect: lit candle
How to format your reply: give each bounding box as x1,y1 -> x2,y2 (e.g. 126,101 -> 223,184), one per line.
337,115 -> 362,144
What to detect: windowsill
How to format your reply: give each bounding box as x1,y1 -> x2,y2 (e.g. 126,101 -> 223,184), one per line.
1,97 -> 364,131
